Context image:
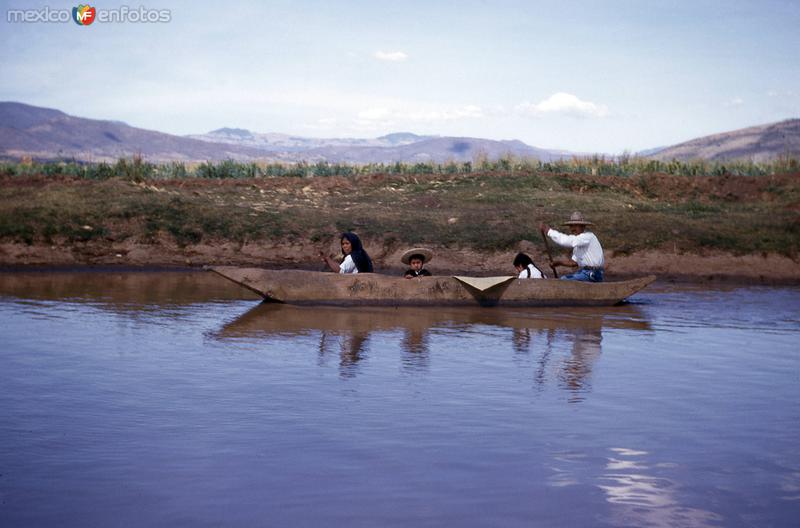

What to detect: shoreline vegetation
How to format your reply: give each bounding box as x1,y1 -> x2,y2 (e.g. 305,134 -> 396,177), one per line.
1,157 -> 799,283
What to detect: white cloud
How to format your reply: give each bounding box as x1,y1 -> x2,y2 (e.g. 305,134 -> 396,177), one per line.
352,118 -> 395,132
78,81 -> 488,136
356,104 -> 484,125
358,107 -> 392,120
724,97 -> 744,107
515,92 -> 609,118
403,105 -> 484,122
303,117 -> 339,130
373,50 -> 409,62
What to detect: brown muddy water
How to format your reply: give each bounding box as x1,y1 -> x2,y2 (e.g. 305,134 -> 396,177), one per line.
0,271 -> 798,527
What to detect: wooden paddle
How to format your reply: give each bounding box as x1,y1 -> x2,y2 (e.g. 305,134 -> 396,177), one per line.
540,227 -> 559,279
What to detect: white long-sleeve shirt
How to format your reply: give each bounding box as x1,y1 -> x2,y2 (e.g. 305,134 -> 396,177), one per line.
547,228 -> 605,268
339,254 -> 358,274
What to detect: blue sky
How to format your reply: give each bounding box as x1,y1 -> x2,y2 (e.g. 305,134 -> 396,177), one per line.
1,0 -> 798,152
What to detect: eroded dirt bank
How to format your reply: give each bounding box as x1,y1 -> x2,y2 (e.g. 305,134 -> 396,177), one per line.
2,239 -> 798,284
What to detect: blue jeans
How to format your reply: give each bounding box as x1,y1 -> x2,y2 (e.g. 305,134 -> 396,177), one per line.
560,268 -> 604,282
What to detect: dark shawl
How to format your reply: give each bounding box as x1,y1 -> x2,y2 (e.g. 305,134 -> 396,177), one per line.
341,232 -> 373,273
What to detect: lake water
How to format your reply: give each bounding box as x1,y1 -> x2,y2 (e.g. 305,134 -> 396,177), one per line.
0,271 -> 798,527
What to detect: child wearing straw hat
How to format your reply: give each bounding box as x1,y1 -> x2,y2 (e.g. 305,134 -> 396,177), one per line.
539,212 -> 605,282
401,248 -> 433,278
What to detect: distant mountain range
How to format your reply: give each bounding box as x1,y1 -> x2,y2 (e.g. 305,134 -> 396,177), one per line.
187,126 -> 571,163
187,128 -> 436,151
1,101 -> 798,163
0,102 -> 572,163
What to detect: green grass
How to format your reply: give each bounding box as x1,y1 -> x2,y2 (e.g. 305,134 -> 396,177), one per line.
0,159 -> 798,256
1,155 -> 799,181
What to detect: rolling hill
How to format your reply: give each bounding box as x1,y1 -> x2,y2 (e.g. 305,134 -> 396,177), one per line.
648,119 -> 800,161
0,102 -> 277,162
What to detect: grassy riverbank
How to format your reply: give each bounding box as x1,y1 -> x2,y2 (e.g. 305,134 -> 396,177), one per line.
1,159 -> 799,279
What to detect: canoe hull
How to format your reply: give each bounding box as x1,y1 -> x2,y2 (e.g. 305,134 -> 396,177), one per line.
209,267 -> 656,307
216,303 -> 653,338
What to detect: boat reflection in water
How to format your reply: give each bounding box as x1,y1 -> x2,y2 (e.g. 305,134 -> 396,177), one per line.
318,331 -> 371,379
214,303 -> 651,396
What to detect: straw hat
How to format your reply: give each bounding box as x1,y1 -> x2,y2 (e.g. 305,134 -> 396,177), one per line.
401,247 -> 434,265
562,211 -> 594,226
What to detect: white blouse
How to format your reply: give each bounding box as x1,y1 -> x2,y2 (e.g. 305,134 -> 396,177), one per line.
518,263 -> 544,279
339,254 -> 358,274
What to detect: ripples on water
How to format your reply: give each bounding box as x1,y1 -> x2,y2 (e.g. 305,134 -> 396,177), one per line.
0,272 -> 798,527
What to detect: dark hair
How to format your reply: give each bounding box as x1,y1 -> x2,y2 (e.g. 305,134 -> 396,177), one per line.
513,252 -> 533,267
341,232 -> 373,273
409,254 -> 426,263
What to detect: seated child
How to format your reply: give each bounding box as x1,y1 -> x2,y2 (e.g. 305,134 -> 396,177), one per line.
401,248 -> 433,278
513,252 -> 546,279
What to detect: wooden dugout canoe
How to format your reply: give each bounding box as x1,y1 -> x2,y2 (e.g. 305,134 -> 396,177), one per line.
208,266 -> 656,307
215,302 -> 652,338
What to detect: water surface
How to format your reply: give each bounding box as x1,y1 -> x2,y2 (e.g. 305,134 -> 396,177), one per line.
1,271 -> 798,527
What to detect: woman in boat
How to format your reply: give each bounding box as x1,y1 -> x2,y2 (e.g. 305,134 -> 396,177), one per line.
513,252 -> 546,279
401,248 -> 433,279
319,232 -> 374,274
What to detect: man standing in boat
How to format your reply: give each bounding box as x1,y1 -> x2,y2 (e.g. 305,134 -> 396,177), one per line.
539,212 -> 605,282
